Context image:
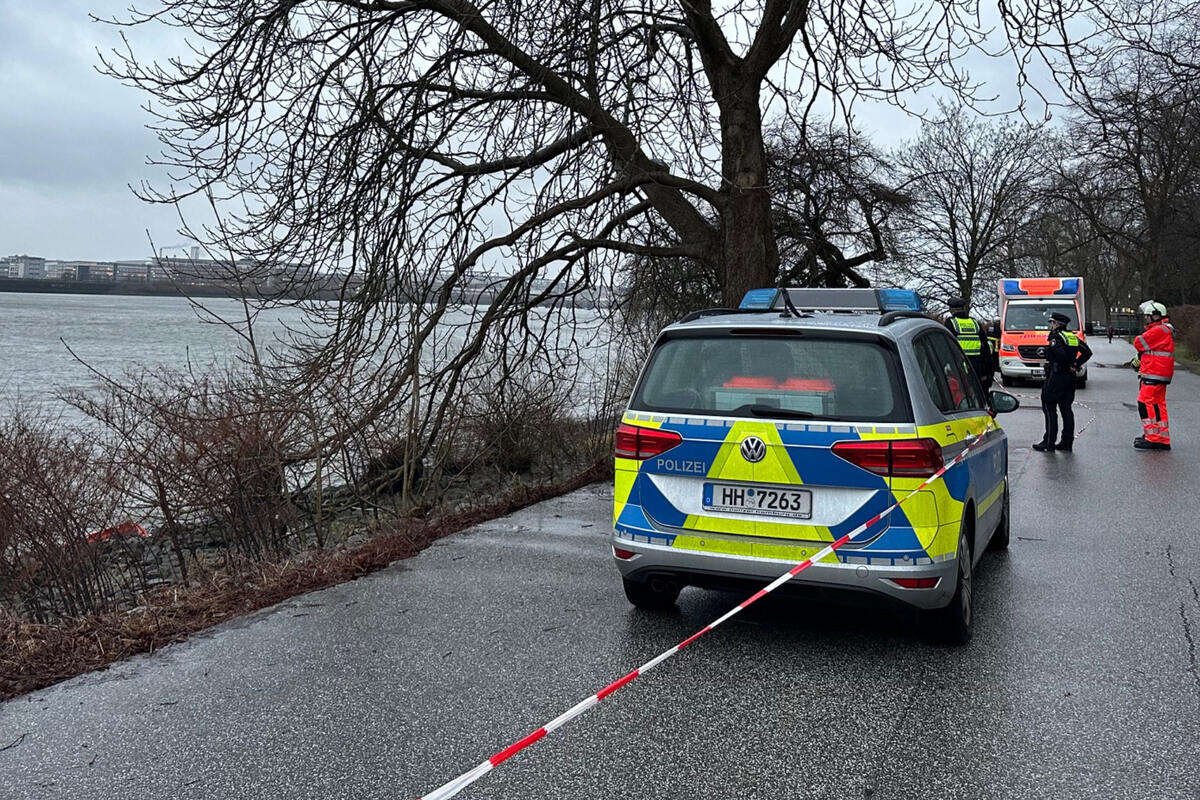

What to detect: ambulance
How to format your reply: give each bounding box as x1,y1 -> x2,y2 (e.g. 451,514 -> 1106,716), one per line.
612,287 -> 1019,643
996,277 -> 1088,387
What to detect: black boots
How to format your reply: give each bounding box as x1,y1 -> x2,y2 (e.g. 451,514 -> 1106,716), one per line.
1032,441 -> 1053,452
1054,440 -> 1073,451
1133,437 -> 1171,450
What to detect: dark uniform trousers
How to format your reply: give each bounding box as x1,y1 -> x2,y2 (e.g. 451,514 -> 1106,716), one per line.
1041,373 -> 1075,446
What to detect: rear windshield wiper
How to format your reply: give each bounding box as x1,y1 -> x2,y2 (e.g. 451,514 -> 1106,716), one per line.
733,404 -> 816,419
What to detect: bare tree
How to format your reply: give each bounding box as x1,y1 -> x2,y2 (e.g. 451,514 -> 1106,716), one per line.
1031,171 -> 1139,323
894,105 -> 1050,310
768,125 -> 911,289
622,124 -> 909,321
1051,52 -> 1200,306
97,0 -> 1144,458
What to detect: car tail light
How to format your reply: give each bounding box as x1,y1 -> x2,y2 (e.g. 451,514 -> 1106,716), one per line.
889,577 -> 939,589
829,440 -> 891,474
889,439 -> 945,476
831,438 -> 943,478
613,547 -> 636,560
614,423 -> 682,460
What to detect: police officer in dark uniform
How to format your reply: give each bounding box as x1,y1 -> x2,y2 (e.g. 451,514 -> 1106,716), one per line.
1033,312 -> 1093,452
944,297 -> 993,389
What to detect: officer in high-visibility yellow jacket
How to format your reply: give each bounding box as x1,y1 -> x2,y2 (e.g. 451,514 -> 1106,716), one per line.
944,297 -> 993,389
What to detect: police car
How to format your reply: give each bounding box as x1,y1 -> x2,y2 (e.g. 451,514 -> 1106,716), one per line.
612,288 -> 1019,643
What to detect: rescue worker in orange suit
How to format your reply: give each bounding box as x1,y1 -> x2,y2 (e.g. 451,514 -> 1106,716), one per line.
1133,301 -> 1175,450
944,297 -> 993,389
1033,312 -> 1092,452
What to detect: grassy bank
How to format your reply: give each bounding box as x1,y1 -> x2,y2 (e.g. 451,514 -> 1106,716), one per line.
1,459 -> 610,700
1169,306 -> 1200,373
1171,340 -> 1200,373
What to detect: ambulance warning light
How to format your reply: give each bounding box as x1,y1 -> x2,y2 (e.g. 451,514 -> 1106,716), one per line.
1000,277 -> 1082,297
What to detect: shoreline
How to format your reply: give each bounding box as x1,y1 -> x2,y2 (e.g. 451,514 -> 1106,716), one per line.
0,276 -> 344,301
0,278 -> 613,307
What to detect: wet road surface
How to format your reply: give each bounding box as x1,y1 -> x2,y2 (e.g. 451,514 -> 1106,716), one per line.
2,340 -> 1199,800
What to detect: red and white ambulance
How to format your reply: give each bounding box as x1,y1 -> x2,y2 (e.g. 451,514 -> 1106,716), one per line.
996,277 -> 1088,388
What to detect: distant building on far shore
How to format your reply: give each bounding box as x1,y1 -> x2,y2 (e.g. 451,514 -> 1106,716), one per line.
3,254 -> 47,279
112,260 -> 150,281
52,260 -> 118,281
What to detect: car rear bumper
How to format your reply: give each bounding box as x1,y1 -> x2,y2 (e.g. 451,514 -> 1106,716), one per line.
999,358 -> 1046,379
1000,359 -> 1088,380
612,533 -> 958,610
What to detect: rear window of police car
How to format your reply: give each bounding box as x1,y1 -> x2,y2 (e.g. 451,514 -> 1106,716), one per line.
632,333 -> 911,423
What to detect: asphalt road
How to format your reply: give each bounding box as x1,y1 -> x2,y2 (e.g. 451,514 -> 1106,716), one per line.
3,339 -> 1199,800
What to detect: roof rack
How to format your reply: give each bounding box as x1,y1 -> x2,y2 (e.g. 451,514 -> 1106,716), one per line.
878,309 -> 928,326
676,307 -> 759,324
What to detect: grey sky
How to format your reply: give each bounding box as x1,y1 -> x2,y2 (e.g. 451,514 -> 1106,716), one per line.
0,0 -> 188,261
0,1 -> 1046,263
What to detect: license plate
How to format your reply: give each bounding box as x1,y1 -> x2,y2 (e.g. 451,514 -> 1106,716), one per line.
1031,368 -> 1044,377
702,483 -> 812,519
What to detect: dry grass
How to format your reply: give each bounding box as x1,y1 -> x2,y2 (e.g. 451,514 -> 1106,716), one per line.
1162,306 -> 1199,374
0,460 -> 609,701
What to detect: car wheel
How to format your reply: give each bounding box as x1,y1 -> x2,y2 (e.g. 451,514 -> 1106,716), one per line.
924,527 -> 974,645
623,576 -> 681,611
1076,375 -> 1087,389
989,481 -> 1010,551
1000,374 -> 1015,388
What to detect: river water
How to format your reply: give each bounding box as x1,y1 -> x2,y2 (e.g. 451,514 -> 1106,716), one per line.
0,292 -> 308,411
0,291 -> 619,416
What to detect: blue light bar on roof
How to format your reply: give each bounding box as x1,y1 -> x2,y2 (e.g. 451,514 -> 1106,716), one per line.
737,286 -> 923,314
738,288 -> 779,310
876,288 -> 924,312
1056,278 -> 1079,295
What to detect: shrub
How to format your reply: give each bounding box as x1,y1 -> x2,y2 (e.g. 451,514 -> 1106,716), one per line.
67,367 -> 300,565
0,413 -> 139,621
461,365 -> 578,475
358,438 -> 424,496
1169,305 -> 1200,357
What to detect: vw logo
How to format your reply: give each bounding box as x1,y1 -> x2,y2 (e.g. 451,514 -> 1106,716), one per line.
740,436 -> 766,463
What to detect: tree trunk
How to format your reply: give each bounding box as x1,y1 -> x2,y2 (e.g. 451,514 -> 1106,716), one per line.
958,274 -> 973,311
719,96 -> 778,306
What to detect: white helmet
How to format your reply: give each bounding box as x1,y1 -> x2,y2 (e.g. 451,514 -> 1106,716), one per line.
1138,300 -> 1167,317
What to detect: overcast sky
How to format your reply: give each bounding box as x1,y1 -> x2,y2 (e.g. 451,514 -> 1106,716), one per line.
0,1 -> 1047,262
0,1 -> 190,260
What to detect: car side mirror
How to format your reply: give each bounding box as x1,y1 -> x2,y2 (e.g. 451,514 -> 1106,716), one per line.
989,390 -> 1020,414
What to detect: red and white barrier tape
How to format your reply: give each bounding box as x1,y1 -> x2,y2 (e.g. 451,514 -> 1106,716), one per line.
418,432 -> 989,800
1011,392 -> 1098,439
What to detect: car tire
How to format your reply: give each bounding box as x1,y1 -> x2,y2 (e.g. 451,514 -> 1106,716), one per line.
623,577 -> 681,611
924,527 -> 974,645
989,481 -> 1010,551
1000,374 -> 1015,388
1076,375 -> 1087,389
